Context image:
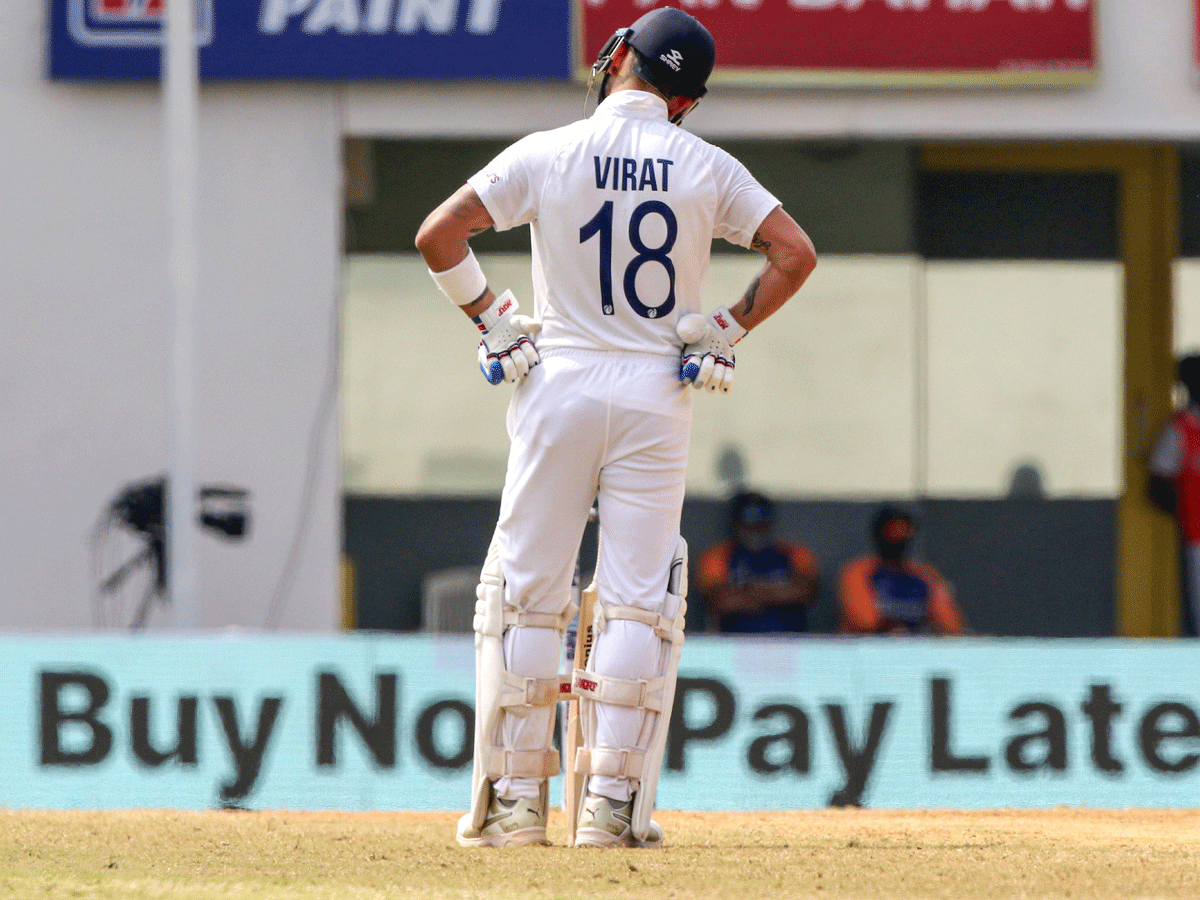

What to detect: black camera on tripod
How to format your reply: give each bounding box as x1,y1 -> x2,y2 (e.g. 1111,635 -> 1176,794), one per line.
96,475 -> 251,627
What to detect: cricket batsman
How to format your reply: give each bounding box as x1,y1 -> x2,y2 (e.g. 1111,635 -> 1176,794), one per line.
416,5 -> 817,848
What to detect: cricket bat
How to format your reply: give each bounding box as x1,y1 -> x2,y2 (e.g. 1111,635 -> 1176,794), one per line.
564,572 -> 596,846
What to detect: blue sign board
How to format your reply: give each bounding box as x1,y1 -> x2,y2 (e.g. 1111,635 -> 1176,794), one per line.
48,0 -> 573,81
2,634 -> 1198,811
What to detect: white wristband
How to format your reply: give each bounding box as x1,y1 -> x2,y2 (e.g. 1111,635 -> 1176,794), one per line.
710,306 -> 748,344
429,248 -> 488,307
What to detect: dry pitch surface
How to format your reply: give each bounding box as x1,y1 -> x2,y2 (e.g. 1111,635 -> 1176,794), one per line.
1,808 -> 1197,900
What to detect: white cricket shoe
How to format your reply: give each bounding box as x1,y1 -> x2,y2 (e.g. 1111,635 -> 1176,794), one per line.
574,793 -> 664,849
456,794 -> 549,848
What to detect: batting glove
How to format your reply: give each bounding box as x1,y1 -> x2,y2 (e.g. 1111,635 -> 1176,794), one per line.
473,290 -> 541,385
677,307 -> 747,393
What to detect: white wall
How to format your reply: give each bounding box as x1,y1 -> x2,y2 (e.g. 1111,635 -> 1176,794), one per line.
1,6 -> 345,630
344,1 -> 1200,141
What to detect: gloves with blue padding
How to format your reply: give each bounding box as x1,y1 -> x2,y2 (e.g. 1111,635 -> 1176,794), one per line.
676,307 -> 747,393
472,290 -> 541,385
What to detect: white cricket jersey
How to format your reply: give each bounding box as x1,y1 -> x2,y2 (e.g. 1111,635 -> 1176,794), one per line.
467,90 -> 780,357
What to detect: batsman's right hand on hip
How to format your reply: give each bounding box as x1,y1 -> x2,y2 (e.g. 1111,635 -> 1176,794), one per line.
473,289 -> 541,385
677,307 -> 747,393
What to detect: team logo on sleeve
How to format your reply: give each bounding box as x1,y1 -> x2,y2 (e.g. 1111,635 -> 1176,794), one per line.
68,0 -> 214,48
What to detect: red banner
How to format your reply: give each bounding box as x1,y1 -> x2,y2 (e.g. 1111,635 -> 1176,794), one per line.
577,0 -> 1096,86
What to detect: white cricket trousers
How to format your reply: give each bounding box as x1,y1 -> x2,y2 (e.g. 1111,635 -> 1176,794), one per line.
492,349 -> 692,802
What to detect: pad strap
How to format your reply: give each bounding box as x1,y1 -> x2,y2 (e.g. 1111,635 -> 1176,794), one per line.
503,603 -> 578,633
571,669 -> 666,712
597,603 -> 685,644
474,598 -> 578,638
500,671 -> 562,709
480,669 -> 564,780
575,746 -> 647,779
485,748 -> 561,779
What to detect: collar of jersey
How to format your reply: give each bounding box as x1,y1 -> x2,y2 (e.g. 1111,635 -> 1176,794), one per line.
597,89 -> 669,120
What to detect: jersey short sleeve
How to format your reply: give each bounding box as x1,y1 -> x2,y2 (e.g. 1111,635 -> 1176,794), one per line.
709,147 -> 780,249
468,131 -> 562,233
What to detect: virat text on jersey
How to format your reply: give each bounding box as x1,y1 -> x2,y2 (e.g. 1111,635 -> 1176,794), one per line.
594,157 -> 674,192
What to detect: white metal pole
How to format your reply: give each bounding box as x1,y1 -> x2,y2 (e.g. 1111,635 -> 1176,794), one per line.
164,0 -> 199,629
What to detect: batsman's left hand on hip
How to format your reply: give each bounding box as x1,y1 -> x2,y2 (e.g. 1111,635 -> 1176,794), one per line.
677,307 -> 746,393
474,290 -> 542,385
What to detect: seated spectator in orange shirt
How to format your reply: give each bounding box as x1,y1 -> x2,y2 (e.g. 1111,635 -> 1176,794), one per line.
697,491 -> 819,633
839,505 -> 967,635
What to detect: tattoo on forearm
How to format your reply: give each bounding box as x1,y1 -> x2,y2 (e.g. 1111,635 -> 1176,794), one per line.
750,231 -> 772,252
742,276 -> 761,315
446,188 -> 491,237
449,195 -> 478,221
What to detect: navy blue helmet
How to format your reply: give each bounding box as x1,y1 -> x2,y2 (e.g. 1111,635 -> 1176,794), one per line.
624,7 -> 715,100
591,6 -> 716,119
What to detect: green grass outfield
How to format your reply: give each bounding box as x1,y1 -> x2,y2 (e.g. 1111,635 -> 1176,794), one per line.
1,808 -> 1197,899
